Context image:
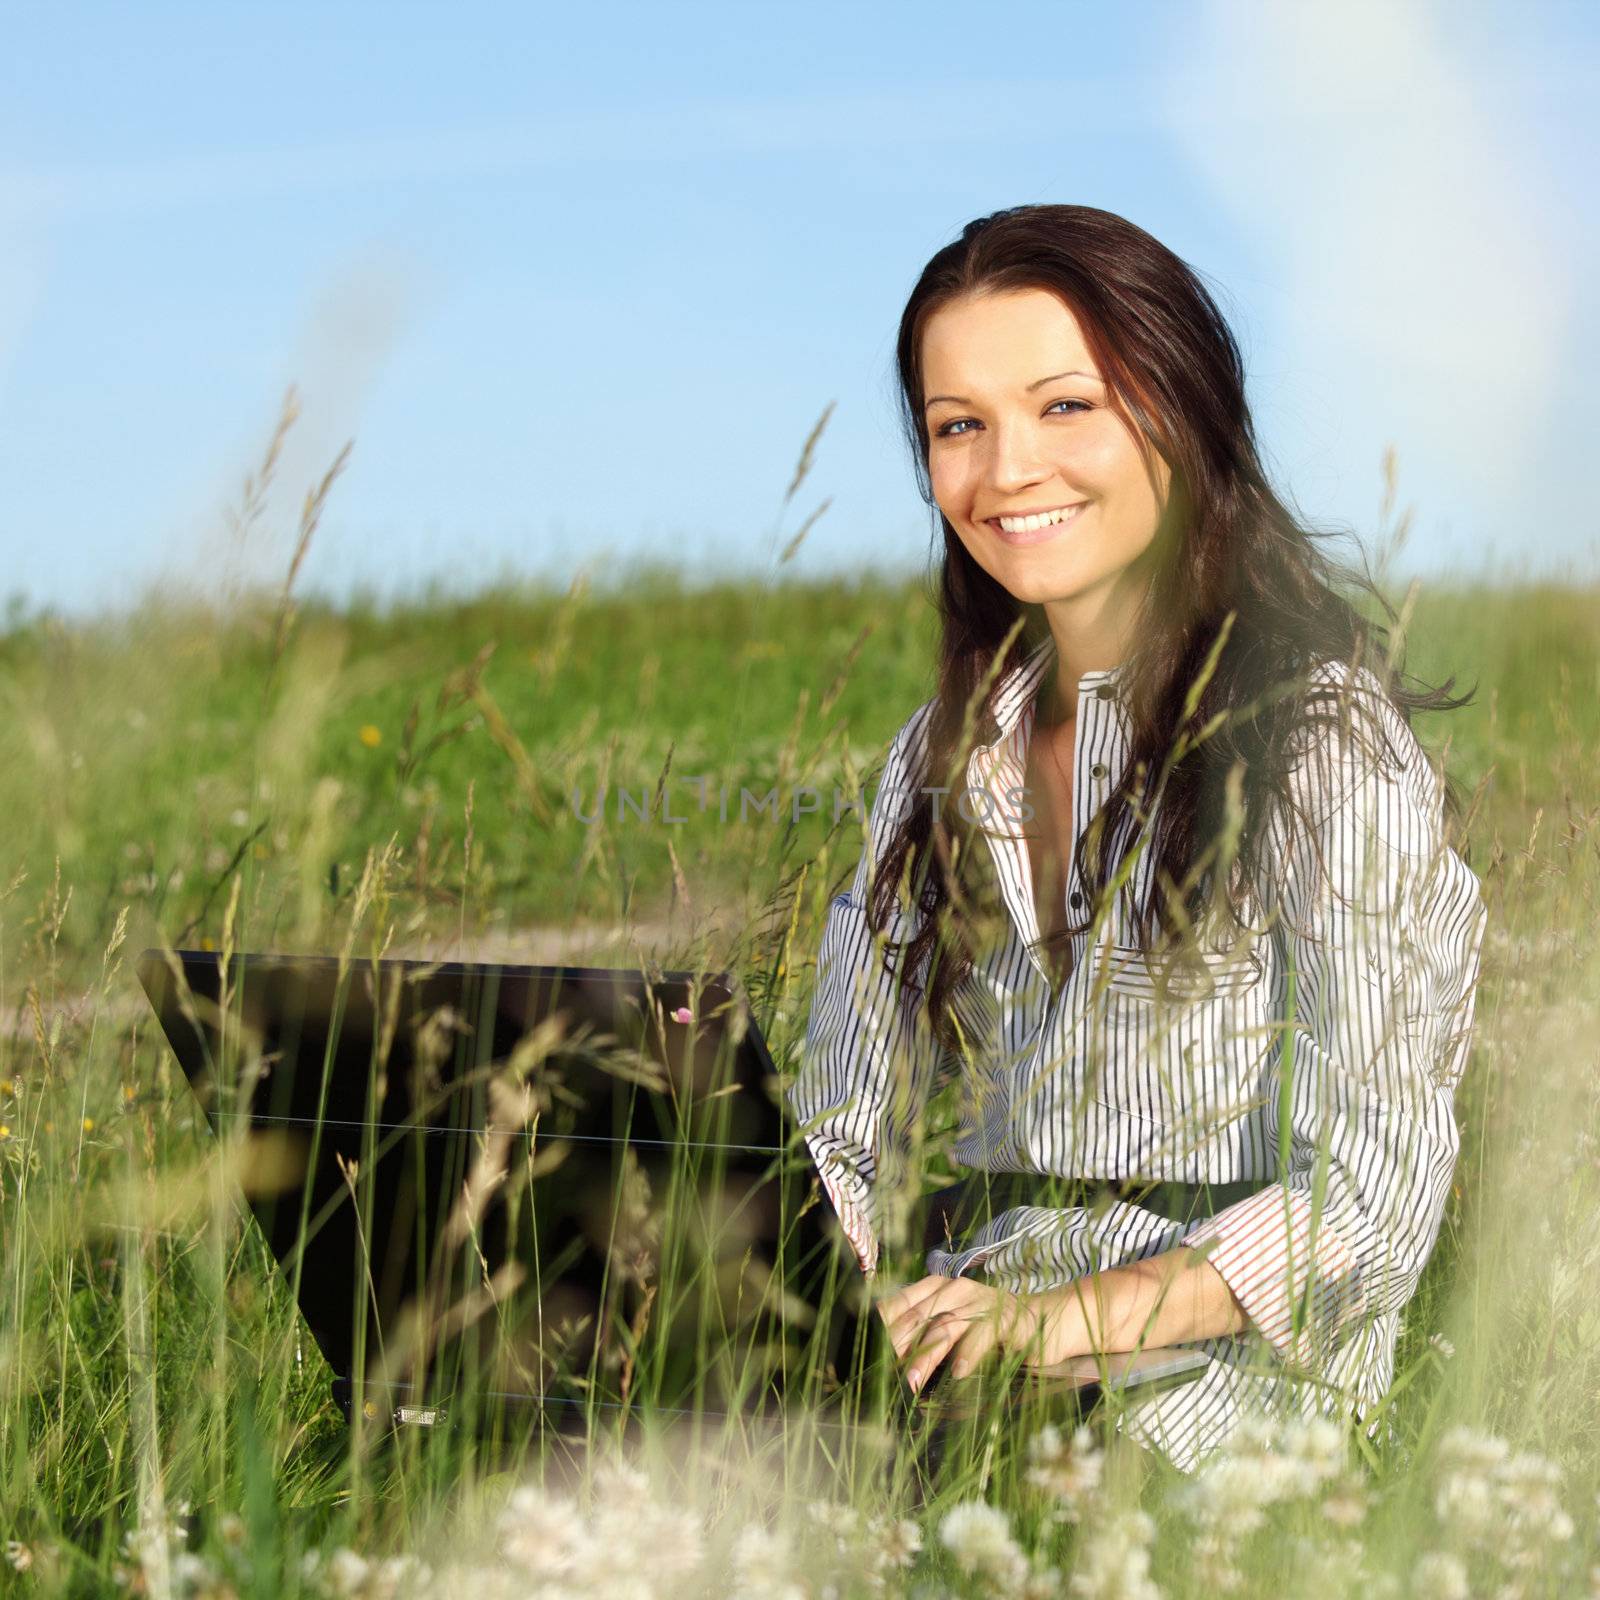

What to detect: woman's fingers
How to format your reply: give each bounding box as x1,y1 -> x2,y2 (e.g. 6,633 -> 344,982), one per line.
888,1281 -> 1096,1391
908,1289 -> 1062,1388
874,1273 -> 955,1334
946,1315 -> 1003,1381
891,1284 -> 986,1375
885,1290 -> 974,1362
900,1287 -> 1021,1390
881,1278 -> 1057,1390
947,1291 -> 1043,1378
903,1309 -> 974,1392
880,1277 -> 984,1358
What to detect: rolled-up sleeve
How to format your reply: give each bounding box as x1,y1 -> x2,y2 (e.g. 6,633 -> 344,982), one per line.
1181,678 -> 1487,1368
788,701 -> 946,1274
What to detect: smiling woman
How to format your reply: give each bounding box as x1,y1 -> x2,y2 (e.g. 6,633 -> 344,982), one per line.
788,204 -> 1487,1474
920,290 -> 1170,615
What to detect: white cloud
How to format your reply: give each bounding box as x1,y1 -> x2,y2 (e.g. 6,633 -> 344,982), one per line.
1160,0 -> 1575,562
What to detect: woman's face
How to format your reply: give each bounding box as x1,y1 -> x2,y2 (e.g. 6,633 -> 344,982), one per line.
920,286 -> 1172,612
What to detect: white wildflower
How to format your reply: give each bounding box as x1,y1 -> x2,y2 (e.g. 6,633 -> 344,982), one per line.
1320,1477 -> 1368,1529
871,1515 -> 922,1570
1186,1530 -> 1240,1596
1026,1424 -> 1104,1521
1024,1565 -> 1063,1599
641,1502 -> 706,1583
587,1463 -> 703,1597
6,1541 -> 59,1585
1410,1550 -> 1469,1600
729,1522 -> 805,1600
1230,1412 -> 1277,1454
1428,1334 -> 1455,1361
325,1548 -> 374,1596
938,1502 -> 1028,1592
1177,1451 -> 1278,1539
172,1550 -> 232,1597
1067,1508 -> 1159,1600
1498,1450 -> 1574,1551
497,1484 -> 592,1585
591,1460 -> 651,1509
122,1524 -> 161,1563
1429,1427 -> 1575,1584
304,1545 -> 425,1600
807,1498 -> 864,1554
369,1556 -> 425,1599
1433,1426 -> 1510,1530
808,1499 -> 861,1535
1278,1416 -> 1348,1497
1173,1409 -> 1365,1593
1286,1533 -> 1372,1599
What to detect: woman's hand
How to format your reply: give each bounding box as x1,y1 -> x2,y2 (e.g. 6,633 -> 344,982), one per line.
875,1249 -> 1249,1394
875,1273 -> 1102,1393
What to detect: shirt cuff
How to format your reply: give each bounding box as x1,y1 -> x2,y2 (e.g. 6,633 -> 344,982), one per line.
813,1158 -> 879,1275
1180,1185 -> 1363,1366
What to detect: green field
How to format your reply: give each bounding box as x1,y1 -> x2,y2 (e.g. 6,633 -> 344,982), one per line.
1,571 -> 1597,1597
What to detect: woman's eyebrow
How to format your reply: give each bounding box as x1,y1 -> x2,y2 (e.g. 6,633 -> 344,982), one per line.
923,369 -> 1102,411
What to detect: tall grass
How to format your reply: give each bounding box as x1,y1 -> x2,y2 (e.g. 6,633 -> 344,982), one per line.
1,470 -> 1597,1593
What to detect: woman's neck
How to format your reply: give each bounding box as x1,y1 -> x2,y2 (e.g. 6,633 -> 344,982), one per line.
1039,571 -> 1148,716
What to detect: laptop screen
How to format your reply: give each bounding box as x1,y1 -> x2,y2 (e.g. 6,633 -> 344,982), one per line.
137,949 -> 875,1425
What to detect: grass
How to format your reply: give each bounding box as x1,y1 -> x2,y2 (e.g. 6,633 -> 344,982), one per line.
1,555 -> 1598,1597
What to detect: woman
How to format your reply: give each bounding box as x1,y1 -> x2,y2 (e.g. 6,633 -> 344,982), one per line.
790,204 -> 1487,1473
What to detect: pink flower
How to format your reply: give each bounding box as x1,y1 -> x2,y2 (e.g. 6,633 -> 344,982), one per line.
671,1006 -> 693,1024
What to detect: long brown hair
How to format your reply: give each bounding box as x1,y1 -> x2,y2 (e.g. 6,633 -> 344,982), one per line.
871,203 -> 1474,1051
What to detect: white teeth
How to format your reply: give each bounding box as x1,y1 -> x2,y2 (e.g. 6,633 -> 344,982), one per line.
995,505 -> 1083,535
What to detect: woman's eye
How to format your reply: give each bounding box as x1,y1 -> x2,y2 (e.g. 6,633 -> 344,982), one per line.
934,400 -> 1089,439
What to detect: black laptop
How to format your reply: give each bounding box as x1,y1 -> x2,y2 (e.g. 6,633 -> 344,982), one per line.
136,948 -> 1207,1437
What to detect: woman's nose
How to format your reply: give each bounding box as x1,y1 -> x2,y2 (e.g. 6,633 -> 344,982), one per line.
984,419 -> 1050,493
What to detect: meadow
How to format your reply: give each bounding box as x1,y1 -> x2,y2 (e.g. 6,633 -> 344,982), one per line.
2,513 -> 1598,1596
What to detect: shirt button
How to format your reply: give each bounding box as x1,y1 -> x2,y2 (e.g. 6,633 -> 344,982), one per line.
1068,891 -> 1084,909
1094,684 -> 1115,701
1090,762 -> 1108,780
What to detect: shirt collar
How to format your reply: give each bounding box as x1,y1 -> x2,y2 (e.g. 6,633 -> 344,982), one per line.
964,636 -> 1127,843
963,637 -> 1127,960
982,633 -> 1126,750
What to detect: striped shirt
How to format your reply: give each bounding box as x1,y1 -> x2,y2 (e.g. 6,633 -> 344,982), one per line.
790,634 -> 1487,1471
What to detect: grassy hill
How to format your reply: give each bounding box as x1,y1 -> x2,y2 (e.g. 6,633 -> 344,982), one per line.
1,572 -> 1597,1595
3,572 -> 1592,971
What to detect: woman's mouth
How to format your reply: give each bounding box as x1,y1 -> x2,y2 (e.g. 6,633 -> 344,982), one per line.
984,502 -> 1088,545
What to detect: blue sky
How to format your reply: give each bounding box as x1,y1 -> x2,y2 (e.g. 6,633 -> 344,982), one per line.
3,0 -> 1596,615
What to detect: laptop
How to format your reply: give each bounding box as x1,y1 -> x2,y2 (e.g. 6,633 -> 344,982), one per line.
136,948 -> 1208,1437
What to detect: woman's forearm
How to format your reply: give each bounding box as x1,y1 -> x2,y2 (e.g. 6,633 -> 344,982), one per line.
1038,1244 -> 1250,1353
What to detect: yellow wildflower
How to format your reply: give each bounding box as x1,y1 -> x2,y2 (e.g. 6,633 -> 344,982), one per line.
358,724 -> 383,748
